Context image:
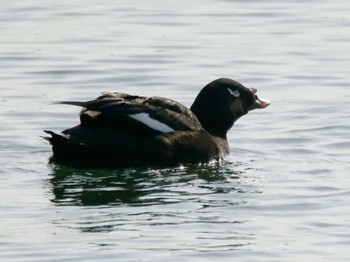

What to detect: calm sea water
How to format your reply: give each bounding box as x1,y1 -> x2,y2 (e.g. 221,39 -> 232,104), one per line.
1,0 -> 349,261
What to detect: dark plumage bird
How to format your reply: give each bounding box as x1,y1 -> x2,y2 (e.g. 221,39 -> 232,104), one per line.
44,78 -> 270,168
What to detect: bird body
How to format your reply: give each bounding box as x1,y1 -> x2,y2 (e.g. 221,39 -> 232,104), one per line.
44,78 -> 270,168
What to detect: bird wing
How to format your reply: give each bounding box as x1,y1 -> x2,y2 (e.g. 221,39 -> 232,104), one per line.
59,92 -> 202,133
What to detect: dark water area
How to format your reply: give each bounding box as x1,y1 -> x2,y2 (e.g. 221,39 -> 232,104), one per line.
1,0 -> 349,261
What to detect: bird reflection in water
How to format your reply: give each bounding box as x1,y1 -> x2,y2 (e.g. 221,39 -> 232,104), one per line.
48,161 -> 249,207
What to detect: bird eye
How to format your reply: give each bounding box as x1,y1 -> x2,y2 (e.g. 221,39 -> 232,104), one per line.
227,88 -> 240,97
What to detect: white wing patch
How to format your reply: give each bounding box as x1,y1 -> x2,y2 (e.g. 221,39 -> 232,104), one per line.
227,88 -> 240,97
129,113 -> 174,133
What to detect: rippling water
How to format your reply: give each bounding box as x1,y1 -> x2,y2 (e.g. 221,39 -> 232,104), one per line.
1,0 -> 349,261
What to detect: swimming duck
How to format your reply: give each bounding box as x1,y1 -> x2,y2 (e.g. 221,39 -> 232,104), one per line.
44,78 -> 270,168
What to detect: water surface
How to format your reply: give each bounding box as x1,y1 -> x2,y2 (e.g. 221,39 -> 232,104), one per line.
1,0 -> 349,261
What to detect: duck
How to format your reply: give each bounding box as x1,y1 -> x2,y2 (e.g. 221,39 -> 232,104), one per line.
44,78 -> 270,168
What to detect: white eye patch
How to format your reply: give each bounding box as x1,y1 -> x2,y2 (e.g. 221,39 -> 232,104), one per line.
227,88 -> 240,97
